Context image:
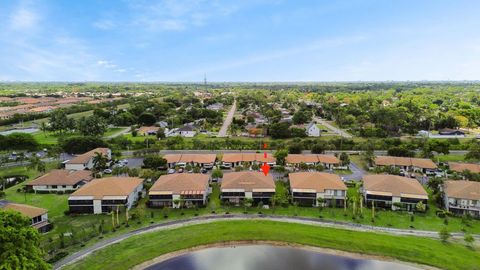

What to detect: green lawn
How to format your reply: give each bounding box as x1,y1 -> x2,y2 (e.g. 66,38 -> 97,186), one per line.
63,220 -> 480,270
103,127 -> 126,137
2,162 -> 67,218
435,154 -> 467,163
32,127 -> 127,145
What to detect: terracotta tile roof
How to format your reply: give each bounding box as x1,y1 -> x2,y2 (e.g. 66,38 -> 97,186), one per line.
286,154 -> 319,164
285,154 -> 339,164
374,156 -> 437,169
317,155 -> 340,165
70,177 -> 143,199
2,203 -> 47,218
449,162 -> 480,174
254,153 -> 276,163
28,170 -> 93,186
66,148 -> 110,164
411,158 -> 437,169
163,154 -> 182,163
363,174 -> 428,198
241,153 -> 257,162
444,180 -> 480,201
179,154 -> 216,164
221,171 -> 275,192
289,172 -> 346,192
149,173 -> 209,195
164,154 -> 216,164
221,153 -> 275,163
221,153 -> 244,163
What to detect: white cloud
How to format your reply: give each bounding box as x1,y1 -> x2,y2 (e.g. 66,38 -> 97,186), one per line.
97,60 -> 117,68
9,7 -> 39,30
92,19 -> 116,30
128,0 -> 240,32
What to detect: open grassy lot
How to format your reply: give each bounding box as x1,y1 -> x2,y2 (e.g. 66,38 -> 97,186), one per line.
63,220 -> 480,270
32,127 -> 128,145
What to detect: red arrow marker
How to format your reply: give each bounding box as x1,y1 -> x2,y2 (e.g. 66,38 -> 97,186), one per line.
261,162 -> 270,176
263,143 -> 268,149
264,152 -> 267,158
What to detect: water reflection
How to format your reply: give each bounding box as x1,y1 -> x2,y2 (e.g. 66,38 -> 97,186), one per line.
145,245 -> 421,270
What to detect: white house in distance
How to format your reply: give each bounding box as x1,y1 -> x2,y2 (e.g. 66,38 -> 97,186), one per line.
68,177 -> 143,214
306,122 -> 320,137
220,171 -> 275,204
1,202 -> 51,233
64,148 -> 111,171
165,125 -> 197,137
148,173 -> 210,208
27,169 -> 93,192
443,180 -> 480,218
289,172 -> 347,207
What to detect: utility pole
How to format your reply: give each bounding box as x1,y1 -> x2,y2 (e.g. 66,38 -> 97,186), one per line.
204,73 -> 207,92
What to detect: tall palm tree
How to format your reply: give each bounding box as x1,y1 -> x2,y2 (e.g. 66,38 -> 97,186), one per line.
92,152 -> 108,176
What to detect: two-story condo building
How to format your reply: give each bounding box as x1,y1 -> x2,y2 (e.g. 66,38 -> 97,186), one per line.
221,171 -> 275,204
64,148 -> 111,171
68,177 -> 143,214
27,169 -> 93,192
1,202 -> 51,232
443,180 -> 480,218
164,154 -> 217,169
289,172 -> 347,207
285,154 -> 340,170
148,173 -> 210,208
373,156 -> 437,173
362,174 -> 428,211
221,153 -> 276,169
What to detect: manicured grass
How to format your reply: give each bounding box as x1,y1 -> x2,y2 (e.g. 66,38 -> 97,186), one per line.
63,220 -> 480,270
2,162 -> 66,217
33,127 -> 127,145
103,127 -> 126,137
435,154 -> 467,163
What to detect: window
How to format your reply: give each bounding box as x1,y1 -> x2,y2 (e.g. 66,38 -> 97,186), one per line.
52,185 -> 58,189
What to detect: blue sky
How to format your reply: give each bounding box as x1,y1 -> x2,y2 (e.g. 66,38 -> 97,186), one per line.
1,0 -> 480,82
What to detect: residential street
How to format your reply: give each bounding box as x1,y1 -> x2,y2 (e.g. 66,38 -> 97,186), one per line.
217,100 -> 236,137
54,214 -> 479,269
315,117 -> 352,138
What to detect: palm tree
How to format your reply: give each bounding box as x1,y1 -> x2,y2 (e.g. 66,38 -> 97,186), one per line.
92,152 -> 108,177
243,198 -> 253,214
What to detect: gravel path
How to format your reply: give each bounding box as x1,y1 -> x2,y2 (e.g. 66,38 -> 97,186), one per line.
53,214 -> 479,269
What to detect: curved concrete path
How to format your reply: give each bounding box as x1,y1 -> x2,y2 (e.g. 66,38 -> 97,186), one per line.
54,214 -> 479,269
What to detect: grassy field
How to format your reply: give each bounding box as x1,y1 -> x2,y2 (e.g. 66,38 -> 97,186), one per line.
63,220 -> 480,270
32,127 -> 128,145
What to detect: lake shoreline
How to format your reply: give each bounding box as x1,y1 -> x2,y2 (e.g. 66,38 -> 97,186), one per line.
132,240 -> 441,270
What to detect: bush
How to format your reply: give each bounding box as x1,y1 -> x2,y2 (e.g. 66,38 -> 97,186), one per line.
56,190 -> 65,195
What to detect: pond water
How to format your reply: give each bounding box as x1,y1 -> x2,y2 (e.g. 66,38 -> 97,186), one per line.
145,245 -> 422,270
0,127 -> 39,135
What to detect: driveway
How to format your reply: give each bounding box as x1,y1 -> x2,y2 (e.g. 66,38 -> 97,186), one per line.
217,100 -> 236,137
341,161 -> 366,181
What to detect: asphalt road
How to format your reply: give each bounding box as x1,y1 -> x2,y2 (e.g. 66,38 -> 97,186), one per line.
53,214 -> 479,269
315,117 -> 353,138
217,100 -> 236,137
341,162 -> 366,181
